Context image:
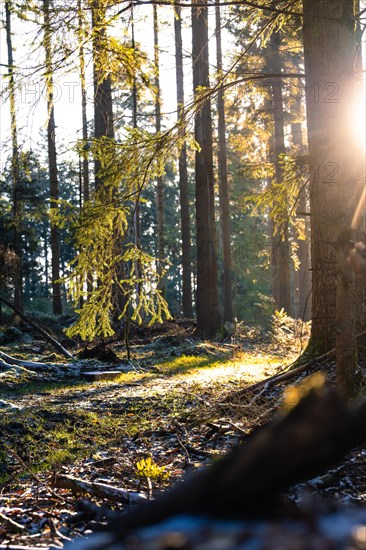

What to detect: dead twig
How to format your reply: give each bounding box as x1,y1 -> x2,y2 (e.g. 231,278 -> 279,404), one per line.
0,510 -> 26,532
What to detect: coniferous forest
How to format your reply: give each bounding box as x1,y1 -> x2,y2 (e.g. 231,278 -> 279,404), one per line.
0,1 -> 366,548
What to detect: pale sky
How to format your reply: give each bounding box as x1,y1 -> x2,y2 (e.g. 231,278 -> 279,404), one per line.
0,2 -> 364,180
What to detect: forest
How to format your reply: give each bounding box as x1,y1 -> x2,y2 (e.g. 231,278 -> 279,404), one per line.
0,0 -> 366,548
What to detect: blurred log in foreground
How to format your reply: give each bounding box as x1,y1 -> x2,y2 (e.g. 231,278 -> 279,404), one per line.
65,389 -> 366,548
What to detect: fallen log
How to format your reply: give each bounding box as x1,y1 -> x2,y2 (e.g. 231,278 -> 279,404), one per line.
0,296 -> 73,359
0,351 -> 54,372
107,389 -> 366,535
63,389 -> 366,549
53,474 -> 147,506
0,546 -> 57,550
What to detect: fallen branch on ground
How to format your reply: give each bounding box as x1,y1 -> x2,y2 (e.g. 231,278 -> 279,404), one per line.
0,546 -> 57,550
108,390 -> 366,534
225,329 -> 366,402
0,296 -> 74,359
62,389 -> 366,550
53,474 -> 147,506
0,351 -> 55,372
0,510 -> 26,532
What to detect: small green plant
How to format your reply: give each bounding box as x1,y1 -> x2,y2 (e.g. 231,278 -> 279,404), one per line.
135,456 -> 170,482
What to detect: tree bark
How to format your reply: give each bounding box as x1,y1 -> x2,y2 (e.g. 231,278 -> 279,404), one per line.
291,115 -> 312,321
131,11 -> 142,304
215,1 -> 233,323
303,0 -> 360,397
43,0 -> 62,316
174,6 -> 193,318
92,0 -> 114,192
91,0 -> 127,324
153,5 -> 165,294
269,30 -> 291,314
353,0 -> 366,339
5,0 -> 23,312
192,1 -> 221,337
77,0 -> 90,204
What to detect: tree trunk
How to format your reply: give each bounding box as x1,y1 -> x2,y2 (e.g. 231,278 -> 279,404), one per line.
131,10 -> 143,309
92,0 -> 126,325
153,5 -> 165,294
105,389 -> 366,538
353,0 -> 366,339
291,115 -> 312,321
269,31 -> 291,315
92,0 -> 114,192
43,229 -> 49,298
43,0 -> 62,315
77,0 -> 90,204
5,0 -> 23,312
174,6 -> 193,318
215,1 -> 233,323
192,1 -> 221,337
297,186 -> 312,321
303,0 -> 360,397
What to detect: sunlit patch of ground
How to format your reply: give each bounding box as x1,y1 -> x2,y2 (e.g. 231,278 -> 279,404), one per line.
0,331 -> 303,493
159,351 -> 287,384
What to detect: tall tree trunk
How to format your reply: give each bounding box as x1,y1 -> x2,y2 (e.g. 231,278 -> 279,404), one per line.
5,0 -> 23,312
174,6 -> 193,318
269,30 -> 291,314
153,5 -> 165,293
92,0 -> 114,192
78,0 -> 93,300
192,1 -> 221,337
77,0 -> 90,203
291,111 -> 312,322
303,0 -> 361,398
215,1 -> 233,323
131,10 -> 143,307
92,0 -> 126,324
43,0 -> 62,315
43,228 -> 49,298
353,0 -> 366,338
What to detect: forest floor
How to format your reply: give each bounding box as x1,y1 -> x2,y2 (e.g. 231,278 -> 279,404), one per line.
0,315 -> 365,548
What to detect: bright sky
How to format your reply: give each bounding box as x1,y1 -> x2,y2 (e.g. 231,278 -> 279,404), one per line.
0,2 -> 365,181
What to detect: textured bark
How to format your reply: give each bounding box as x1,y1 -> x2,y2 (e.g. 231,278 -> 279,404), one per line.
153,5 -> 165,295
78,0 -> 90,203
192,1 -> 221,337
5,0 -> 23,312
291,118 -> 312,321
303,0 -> 360,396
92,0 -> 114,192
269,31 -> 291,314
43,0 -> 62,315
174,7 -> 193,318
92,0 -> 126,323
297,187 -> 312,321
215,1 -> 233,323
131,12 -> 143,307
353,0 -> 366,338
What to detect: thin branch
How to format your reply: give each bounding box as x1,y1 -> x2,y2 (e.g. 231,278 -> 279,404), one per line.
116,0 -> 301,17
